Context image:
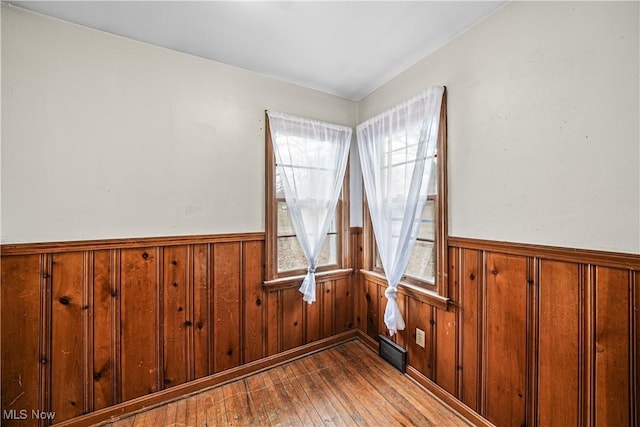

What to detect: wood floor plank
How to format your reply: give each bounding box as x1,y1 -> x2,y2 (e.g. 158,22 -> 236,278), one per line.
182,396 -> 197,427
270,366 -> 323,426
245,375 -> 282,425
130,408 -> 149,427
100,340 -> 471,427
193,393 -> 208,427
109,417 -> 135,427
318,348 -> 415,426
261,369 -> 296,426
222,381 -> 251,426
175,399 -> 186,426
345,341 -> 470,426
212,386 -> 229,426
243,377 -> 271,426
331,345 -> 437,426
304,352 -> 382,426
284,361 -> 346,426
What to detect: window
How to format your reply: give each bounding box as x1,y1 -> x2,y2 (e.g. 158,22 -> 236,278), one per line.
365,91 -> 448,297
275,174 -> 339,273
265,114 -> 350,280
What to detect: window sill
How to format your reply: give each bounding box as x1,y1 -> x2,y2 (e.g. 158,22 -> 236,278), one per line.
263,268 -> 353,292
359,269 -> 450,311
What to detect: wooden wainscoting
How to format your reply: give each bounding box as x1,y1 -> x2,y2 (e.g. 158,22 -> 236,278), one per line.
1,233 -> 355,426
358,237 -> 639,427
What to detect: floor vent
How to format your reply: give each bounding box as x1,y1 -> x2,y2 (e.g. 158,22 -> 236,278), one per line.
378,334 -> 407,373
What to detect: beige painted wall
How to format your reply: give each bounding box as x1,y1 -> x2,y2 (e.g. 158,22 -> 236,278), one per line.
1,6 -> 356,243
358,1 -> 639,254
3,2 -> 638,254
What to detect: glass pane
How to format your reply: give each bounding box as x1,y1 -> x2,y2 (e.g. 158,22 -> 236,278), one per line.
417,200 -> 435,240
275,168 -> 285,199
317,234 -> 337,266
277,201 -> 338,236
277,234 -> 337,273
426,158 -> 437,196
277,201 -> 296,236
277,236 -> 307,272
405,240 -> 436,284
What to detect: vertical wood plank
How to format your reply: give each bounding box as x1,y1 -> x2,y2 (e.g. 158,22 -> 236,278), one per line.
266,291 -> 280,356
92,250 -> 113,410
334,277 -> 353,334
352,229 -> 363,334
120,248 -> 158,401
485,252 -> 527,427
634,271 -> 639,427
364,279 -> 379,340
436,305 -> 457,395
213,242 -> 241,372
595,267 -> 630,426
39,253 -> 53,427
584,265 -> 597,427
305,288 -> 321,344
192,244 -> 210,379
525,257 -> 539,427
635,271 -> 639,427
322,281 -> 335,339
50,252 -> 85,421
83,252 -> 93,413
1,255 -> 42,426
163,246 -> 188,389
538,260 -> 579,426
406,297 -> 433,378
281,288 -> 303,351
460,248 -> 480,411
243,241 -> 265,364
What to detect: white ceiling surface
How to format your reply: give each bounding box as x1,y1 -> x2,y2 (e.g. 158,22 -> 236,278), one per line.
9,1 -> 505,100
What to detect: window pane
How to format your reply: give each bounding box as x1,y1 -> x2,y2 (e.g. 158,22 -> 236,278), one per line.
405,240 -> 436,284
426,158 -> 437,195
318,234 -> 337,266
277,236 -> 307,271
275,169 -> 285,199
277,234 -> 337,272
278,201 -> 338,236
277,201 -> 296,236
417,200 -> 435,240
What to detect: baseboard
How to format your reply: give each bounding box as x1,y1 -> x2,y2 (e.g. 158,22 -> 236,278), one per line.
54,330 -> 358,427
405,366 -> 495,427
356,329 -> 379,351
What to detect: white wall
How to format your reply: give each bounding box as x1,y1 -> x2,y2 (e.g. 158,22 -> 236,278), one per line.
1,6 -> 356,243
358,1 -> 639,254
3,3 -> 638,253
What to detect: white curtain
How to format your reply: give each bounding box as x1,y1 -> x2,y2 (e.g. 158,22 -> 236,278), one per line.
356,86 -> 444,335
267,111 -> 352,303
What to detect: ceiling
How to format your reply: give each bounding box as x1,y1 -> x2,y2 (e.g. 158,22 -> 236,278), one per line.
8,1 -> 506,100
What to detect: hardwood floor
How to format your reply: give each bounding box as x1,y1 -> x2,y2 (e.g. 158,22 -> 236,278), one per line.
102,340 -> 471,426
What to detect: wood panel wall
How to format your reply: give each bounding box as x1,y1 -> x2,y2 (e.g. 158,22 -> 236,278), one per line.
358,237 -> 639,427
3,230 -> 637,427
1,233 -> 354,426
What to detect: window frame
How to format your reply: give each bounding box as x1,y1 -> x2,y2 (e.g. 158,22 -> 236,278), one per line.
265,113 -> 350,281
362,90 -> 448,300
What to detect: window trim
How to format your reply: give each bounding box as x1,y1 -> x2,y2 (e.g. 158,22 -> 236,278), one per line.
265,113 -> 350,281
362,89 -> 448,300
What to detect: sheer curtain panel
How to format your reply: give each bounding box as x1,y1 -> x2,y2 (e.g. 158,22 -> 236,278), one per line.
356,86 -> 444,335
267,111 -> 352,303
